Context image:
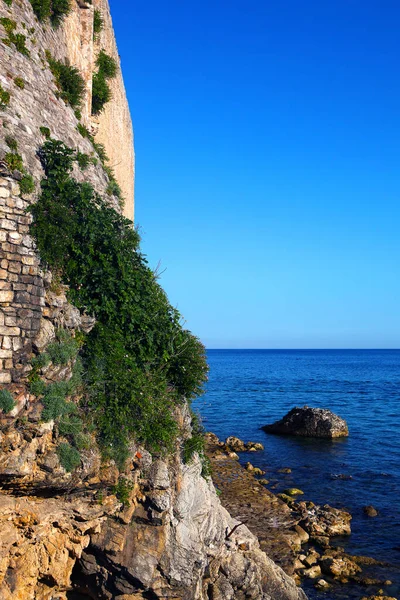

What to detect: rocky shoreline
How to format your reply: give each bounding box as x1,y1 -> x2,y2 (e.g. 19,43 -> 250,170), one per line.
206,433 -> 398,600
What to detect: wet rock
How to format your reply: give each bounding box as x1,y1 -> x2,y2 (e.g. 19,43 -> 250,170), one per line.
300,504 -> 351,537
363,505 -> 378,517
245,462 -> 265,476
319,553 -> 361,579
284,488 -> 304,497
314,579 -> 330,590
225,437 -> 264,452
262,406 -> 349,438
302,565 -> 321,579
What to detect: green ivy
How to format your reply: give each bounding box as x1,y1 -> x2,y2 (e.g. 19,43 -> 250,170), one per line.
29,140 -> 208,467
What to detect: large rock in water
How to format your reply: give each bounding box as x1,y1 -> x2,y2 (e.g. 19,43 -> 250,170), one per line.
262,407 -> 349,438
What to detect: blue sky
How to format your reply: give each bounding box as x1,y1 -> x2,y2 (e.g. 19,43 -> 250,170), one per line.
109,0 -> 400,348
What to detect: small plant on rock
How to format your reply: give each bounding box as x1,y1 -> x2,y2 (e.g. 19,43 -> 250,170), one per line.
91,50 -> 117,115
0,84 -> 10,108
47,53 -> 85,110
57,442 -> 81,472
5,135 -> 17,151
0,390 -> 15,414
76,151 -> 90,171
0,18 -> 30,57
5,151 -> 23,171
3,0 -> 12,6
113,477 -> 134,506
14,77 -> 25,89
39,126 -> 51,138
93,9 -> 103,40
20,173 -> 35,194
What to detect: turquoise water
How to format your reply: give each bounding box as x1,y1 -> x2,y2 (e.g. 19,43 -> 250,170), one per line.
194,349 -> 400,598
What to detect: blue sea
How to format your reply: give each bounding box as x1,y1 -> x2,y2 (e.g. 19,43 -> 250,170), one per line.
193,349 -> 400,598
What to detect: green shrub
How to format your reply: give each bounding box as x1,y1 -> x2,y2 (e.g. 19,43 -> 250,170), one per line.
58,413 -> 82,436
5,152 -> 23,171
113,477 -> 134,506
51,0 -> 70,27
74,109 -> 81,120
96,50 -> 117,78
0,84 -> 10,108
20,174 -> 35,194
93,9 -> 103,39
91,51 -> 117,115
14,77 -> 25,89
92,141 -> 107,162
40,126 -> 51,138
0,389 -> 15,413
5,135 -> 17,151
76,123 -> 92,140
57,442 -> 81,472
76,151 -> 90,171
91,72 -> 111,115
47,54 -> 85,109
31,352 -> 51,369
3,0 -> 12,6
29,379 -> 46,396
29,140 -> 208,467
29,0 -> 51,21
0,18 -> 30,56
46,330 -> 79,365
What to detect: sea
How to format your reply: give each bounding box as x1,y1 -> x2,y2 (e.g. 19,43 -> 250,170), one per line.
193,349 -> 400,600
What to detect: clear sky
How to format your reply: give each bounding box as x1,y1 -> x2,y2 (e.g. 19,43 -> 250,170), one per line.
109,0 -> 400,349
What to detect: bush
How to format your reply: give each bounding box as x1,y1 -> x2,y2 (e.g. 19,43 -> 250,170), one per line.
29,140 -> 208,466
14,77 -> 25,89
113,477 -> 134,506
57,442 -> 81,472
182,411 -> 211,478
47,54 -> 85,109
76,151 -> 90,171
20,174 -> 35,194
91,51 -> 117,115
3,0 -> 12,6
29,0 -> 51,21
0,390 -> 15,413
51,0 -> 70,27
40,126 -> 51,138
0,84 -> 10,108
5,152 -> 23,171
93,9 -> 103,39
46,330 -> 80,365
96,50 -> 117,79
91,72 -> 111,115
0,18 -> 30,56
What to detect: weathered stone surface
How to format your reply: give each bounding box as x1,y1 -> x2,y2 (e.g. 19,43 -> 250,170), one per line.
262,406 -> 349,438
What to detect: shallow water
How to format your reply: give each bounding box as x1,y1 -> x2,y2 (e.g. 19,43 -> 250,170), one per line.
193,349 -> 400,598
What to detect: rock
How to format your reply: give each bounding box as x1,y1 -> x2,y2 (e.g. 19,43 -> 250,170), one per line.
33,318 -> 55,351
301,504 -> 351,537
294,525 -> 309,543
246,442 -> 264,451
314,579 -> 330,590
277,467 -> 292,473
258,478 -> 269,485
284,488 -> 304,497
320,554 -> 361,578
363,505 -> 378,517
225,436 -> 247,451
302,565 -> 321,579
262,406 -> 349,438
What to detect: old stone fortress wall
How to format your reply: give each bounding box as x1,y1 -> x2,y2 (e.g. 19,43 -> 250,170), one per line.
0,0 -> 134,385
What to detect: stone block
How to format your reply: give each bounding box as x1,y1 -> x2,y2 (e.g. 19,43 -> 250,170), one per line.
0,326 -> 20,336
0,349 -> 12,359
0,188 -> 10,199
0,291 -> 14,303
0,219 -> 17,231
2,336 -> 12,349
0,372 -> 11,384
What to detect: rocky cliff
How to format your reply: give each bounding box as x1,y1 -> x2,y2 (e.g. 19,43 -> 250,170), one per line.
0,2 -> 307,598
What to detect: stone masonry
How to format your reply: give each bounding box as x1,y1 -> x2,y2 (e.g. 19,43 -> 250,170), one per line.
0,176 -> 42,384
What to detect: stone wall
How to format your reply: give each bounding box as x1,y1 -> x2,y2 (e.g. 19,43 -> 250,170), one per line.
0,0 -> 134,383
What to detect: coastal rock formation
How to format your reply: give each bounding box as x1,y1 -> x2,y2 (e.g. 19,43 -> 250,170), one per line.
262,407 -> 349,438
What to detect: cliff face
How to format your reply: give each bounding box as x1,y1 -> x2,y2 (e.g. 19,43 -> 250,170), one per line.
0,2 -> 306,599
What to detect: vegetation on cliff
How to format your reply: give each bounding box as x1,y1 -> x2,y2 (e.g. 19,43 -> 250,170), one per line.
29,139 -> 208,467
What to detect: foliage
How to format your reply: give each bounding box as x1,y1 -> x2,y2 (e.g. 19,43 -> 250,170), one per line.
91,72 -> 111,115
76,151 -> 90,171
93,9 -> 103,39
5,151 -> 23,171
47,53 -> 85,109
91,51 -> 117,115
29,140 -> 209,467
3,0 -> 12,6
20,174 -> 35,194
40,126 -> 51,138
0,84 -> 10,108
96,50 -> 117,79
50,0 -> 70,27
5,135 -> 17,151
113,477 -> 134,505
29,0 -> 70,27
0,389 -> 15,413
14,77 -> 25,89
182,411 -> 211,478
77,123 -> 92,140
57,442 -> 81,472
0,18 -> 30,56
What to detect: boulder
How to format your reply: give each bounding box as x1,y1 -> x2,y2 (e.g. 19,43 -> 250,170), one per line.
262,406 -> 348,438
363,505 -> 378,517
